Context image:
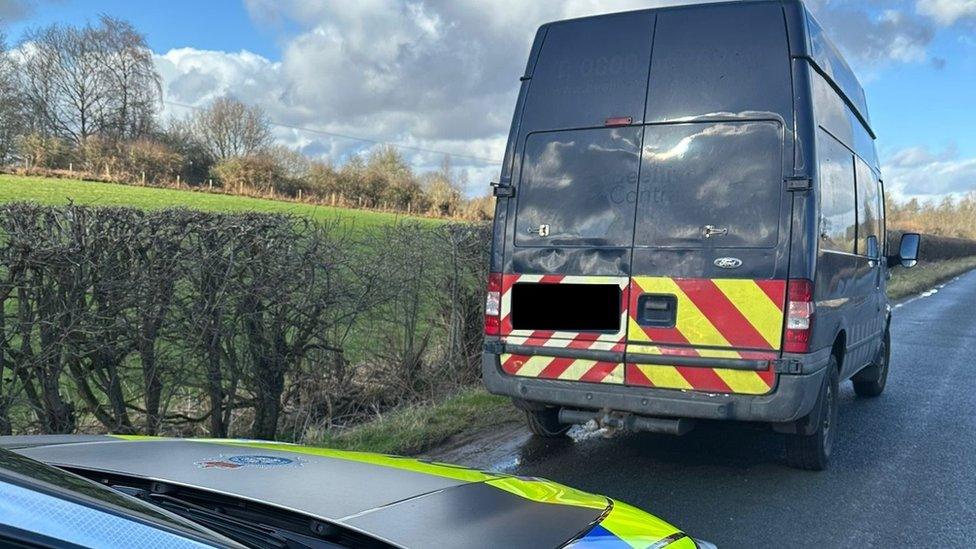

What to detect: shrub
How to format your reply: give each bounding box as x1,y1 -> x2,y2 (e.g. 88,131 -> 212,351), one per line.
211,153 -> 287,194
124,138 -> 183,184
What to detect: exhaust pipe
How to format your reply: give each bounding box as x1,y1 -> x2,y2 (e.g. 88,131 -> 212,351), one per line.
558,408 -> 694,436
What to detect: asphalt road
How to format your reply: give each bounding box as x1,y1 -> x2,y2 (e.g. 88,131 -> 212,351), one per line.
441,270 -> 976,548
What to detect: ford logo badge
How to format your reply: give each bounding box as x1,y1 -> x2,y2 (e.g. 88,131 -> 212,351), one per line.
714,257 -> 743,269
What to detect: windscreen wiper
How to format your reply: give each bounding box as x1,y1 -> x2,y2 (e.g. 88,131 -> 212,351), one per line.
115,485 -> 321,549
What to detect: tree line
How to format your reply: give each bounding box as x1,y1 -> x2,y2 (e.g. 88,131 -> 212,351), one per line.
0,20 -> 495,220
0,204 -> 489,439
887,191 -> 976,241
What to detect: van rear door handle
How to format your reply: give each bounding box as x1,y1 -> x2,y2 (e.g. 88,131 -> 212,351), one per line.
702,225 -> 728,239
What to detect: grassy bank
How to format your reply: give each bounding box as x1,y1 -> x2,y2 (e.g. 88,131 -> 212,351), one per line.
887,256 -> 976,300
305,388 -> 520,456
0,174 -> 433,230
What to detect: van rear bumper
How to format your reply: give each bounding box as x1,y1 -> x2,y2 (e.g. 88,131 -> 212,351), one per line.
482,350 -> 830,424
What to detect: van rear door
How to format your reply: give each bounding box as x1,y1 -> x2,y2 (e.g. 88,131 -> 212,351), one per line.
623,3 -> 795,396
498,12 -> 655,386
626,121 -> 788,395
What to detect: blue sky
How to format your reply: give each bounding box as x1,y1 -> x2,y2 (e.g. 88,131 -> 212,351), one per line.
3,0 -> 975,200
3,0 -> 282,59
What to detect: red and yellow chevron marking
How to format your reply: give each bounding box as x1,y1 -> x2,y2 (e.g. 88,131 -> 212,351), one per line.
625,276 -> 786,395
498,274 -> 628,386
628,277 -> 786,350
496,274 -> 785,395
501,353 -> 625,384
625,344 -> 777,395
500,274 -> 629,343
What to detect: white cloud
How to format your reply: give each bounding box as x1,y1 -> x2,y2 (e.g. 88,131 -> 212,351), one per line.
155,48 -> 282,108
805,1 -> 936,72
917,0 -> 976,26
158,0 -> 698,195
885,146 -> 976,199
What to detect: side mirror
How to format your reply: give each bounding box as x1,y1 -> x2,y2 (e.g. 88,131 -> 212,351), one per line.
866,235 -> 880,266
894,233 -> 920,268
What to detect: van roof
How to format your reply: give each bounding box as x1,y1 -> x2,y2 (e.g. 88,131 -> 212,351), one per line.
537,0 -> 873,137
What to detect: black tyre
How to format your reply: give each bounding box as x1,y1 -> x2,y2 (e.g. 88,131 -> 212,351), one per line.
853,328 -> 890,398
785,358 -> 839,471
525,408 -> 570,438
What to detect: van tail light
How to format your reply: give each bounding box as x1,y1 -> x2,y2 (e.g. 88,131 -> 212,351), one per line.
485,272 -> 502,336
784,279 -> 815,353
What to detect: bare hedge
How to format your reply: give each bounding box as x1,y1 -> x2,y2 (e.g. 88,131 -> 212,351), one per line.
0,204 -> 489,439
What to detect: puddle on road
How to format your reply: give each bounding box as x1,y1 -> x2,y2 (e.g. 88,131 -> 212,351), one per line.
425,419 -> 786,474
423,423 -> 607,472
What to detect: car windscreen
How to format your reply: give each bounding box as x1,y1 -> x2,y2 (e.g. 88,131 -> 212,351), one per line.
515,126 -> 642,247
0,449 -> 233,546
634,121 -> 784,248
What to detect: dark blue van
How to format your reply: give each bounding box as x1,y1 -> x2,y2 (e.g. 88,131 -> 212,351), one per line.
482,0 -> 920,470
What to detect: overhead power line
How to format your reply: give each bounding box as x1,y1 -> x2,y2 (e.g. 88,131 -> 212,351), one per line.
163,100 -> 503,165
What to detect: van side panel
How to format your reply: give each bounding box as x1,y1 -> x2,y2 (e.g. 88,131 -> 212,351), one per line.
808,65 -> 884,374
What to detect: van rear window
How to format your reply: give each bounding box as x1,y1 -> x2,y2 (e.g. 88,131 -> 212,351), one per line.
515,127 -> 641,248
634,121 -> 783,249
520,11 -> 654,132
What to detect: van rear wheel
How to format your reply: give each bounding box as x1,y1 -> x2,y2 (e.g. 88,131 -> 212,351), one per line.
525,408 -> 570,438
785,359 -> 839,471
853,328 -> 890,397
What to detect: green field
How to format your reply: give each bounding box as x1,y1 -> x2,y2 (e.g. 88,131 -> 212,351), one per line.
0,174 -> 432,229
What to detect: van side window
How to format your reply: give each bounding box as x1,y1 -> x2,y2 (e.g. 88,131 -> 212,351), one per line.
855,158 -> 882,255
818,131 -> 857,254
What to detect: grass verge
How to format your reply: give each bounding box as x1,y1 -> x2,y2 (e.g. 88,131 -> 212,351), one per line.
308,388 -> 520,456
887,256 -> 976,300
0,174 -> 434,231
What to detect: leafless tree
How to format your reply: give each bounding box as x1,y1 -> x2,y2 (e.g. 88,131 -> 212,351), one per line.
0,30 -> 25,162
434,223 -> 491,382
0,205 -> 79,434
180,213 -> 247,437
19,23 -> 110,143
92,16 -> 162,140
193,96 -> 272,161
126,210 -> 190,434
16,18 -> 160,145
